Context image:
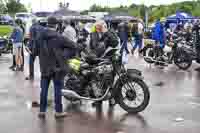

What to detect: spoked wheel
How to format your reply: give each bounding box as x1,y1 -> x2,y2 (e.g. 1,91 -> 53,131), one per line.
174,50 -> 192,70
116,78 -> 150,114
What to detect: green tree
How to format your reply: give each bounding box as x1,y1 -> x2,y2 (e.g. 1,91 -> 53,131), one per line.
87,0 -> 200,22
6,0 -> 27,14
0,0 -> 7,14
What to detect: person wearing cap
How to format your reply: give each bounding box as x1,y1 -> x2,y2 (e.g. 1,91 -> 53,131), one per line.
37,16 -> 78,118
25,19 -> 44,80
10,19 -> 24,71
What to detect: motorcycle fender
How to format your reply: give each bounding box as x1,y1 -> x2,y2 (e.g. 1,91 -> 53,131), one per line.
113,69 -> 143,91
127,72 -> 144,80
127,69 -> 142,77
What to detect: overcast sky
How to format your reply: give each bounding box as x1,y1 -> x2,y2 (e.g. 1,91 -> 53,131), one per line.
20,0 -> 194,12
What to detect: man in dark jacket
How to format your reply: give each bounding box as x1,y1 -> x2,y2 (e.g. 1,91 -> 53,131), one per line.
38,16 -> 78,118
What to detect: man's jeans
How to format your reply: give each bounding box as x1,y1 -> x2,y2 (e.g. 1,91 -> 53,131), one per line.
120,40 -> 129,54
40,77 -> 63,113
29,55 -> 36,77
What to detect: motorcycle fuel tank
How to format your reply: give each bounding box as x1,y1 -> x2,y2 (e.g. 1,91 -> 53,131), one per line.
68,58 -> 81,73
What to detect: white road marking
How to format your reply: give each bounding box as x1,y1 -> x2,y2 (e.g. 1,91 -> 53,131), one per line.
0,89 -> 9,94
25,101 -> 32,110
189,102 -> 200,107
174,117 -> 184,122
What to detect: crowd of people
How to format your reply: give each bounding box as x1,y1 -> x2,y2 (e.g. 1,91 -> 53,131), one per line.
8,16 -> 122,118
9,15 -> 200,118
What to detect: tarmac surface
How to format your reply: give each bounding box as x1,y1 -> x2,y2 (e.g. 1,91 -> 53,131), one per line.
1,53 -> 200,133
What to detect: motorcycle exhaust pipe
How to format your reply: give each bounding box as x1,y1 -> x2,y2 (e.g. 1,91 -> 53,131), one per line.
62,87 -> 111,101
144,56 -> 168,66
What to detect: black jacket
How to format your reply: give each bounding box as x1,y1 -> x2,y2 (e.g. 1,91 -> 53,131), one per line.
38,27 -> 77,79
89,30 -> 119,57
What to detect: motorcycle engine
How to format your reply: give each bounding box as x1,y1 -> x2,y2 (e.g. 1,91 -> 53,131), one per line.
88,80 -> 103,98
93,64 -> 113,74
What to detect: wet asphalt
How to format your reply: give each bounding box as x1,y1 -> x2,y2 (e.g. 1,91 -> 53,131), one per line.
1,53 -> 200,133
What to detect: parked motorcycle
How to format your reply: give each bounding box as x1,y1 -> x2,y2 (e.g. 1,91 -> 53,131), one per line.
0,36 -> 12,55
142,33 -> 192,70
62,44 -> 150,114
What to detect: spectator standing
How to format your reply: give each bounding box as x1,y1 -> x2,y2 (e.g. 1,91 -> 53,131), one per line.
152,19 -> 165,49
37,17 -> 78,118
9,19 -> 24,70
131,21 -> 144,55
10,19 -> 24,71
25,19 -> 44,80
118,22 -> 129,54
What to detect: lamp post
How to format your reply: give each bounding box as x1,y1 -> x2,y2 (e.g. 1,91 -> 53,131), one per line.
143,0 -> 150,31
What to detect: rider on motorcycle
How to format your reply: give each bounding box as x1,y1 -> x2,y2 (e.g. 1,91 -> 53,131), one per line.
89,20 -> 119,107
89,20 -> 119,58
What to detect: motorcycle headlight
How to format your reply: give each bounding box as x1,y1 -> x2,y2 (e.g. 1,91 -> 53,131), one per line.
3,35 -> 7,39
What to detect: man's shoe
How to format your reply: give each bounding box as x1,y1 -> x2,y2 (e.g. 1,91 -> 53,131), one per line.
20,67 -> 24,72
195,67 -> 200,72
25,76 -> 34,80
12,67 -> 17,71
18,67 -> 24,72
55,112 -> 68,119
127,50 -> 130,54
38,112 -> 46,118
131,49 -> 134,55
32,101 -> 40,107
9,65 -> 15,69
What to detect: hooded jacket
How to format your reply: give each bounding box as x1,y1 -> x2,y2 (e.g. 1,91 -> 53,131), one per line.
152,20 -> 165,47
38,27 -> 77,79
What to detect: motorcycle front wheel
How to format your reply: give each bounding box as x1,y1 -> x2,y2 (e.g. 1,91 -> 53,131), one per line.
116,77 -> 150,114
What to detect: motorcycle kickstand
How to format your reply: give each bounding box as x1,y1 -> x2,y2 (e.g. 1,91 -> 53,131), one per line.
109,98 -> 116,107
92,101 -> 103,108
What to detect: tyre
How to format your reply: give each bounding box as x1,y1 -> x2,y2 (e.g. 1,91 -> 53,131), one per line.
143,45 -> 155,64
116,77 -> 150,114
174,50 -> 192,70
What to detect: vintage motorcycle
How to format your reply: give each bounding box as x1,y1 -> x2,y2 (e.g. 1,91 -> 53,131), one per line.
62,43 -> 150,114
142,33 -> 192,70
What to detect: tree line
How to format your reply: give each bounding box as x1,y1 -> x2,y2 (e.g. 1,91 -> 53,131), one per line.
82,0 -> 200,22
0,0 -> 27,15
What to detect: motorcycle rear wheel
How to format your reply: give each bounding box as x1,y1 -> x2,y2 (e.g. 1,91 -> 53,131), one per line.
174,50 -> 192,70
116,77 -> 150,114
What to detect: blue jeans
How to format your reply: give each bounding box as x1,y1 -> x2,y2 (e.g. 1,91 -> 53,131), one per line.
29,55 -> 36,77
40,77 -> 63,113
133,39 -> 143,49
133,35 -> 143,49
120,40 -> 129,54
